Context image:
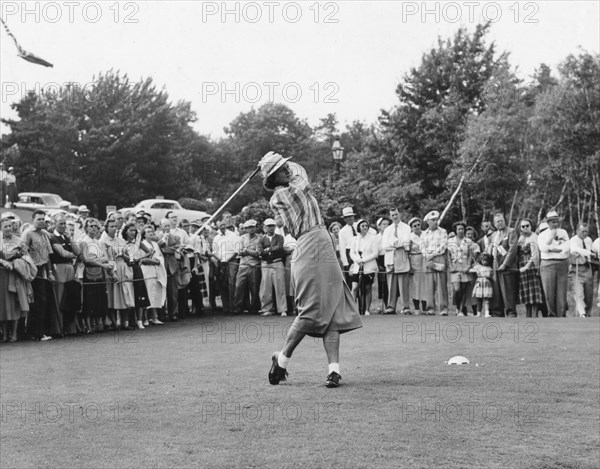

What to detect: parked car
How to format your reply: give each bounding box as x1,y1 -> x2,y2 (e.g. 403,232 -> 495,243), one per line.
119,199 -> 210,224
14,192 -> 78,212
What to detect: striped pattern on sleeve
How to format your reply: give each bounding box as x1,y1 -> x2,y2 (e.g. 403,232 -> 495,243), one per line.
269,162 -> 323,239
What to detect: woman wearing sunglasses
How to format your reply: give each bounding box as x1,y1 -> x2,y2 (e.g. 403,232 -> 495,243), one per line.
517,218 -> 543,317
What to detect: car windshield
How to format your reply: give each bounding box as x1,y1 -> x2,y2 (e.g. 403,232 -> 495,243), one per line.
151,202 -> 178,209
43,195 -> 63,205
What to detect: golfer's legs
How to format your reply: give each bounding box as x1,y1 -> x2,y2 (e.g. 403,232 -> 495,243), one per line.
281,322 -> 306,358
323,329 -> 340,364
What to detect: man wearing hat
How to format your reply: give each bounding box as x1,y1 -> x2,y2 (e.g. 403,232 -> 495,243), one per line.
259,151 -> 361,388
339,206 -> 357,284
78,205 -> 90,222
382,207 -> 412,314
258,218 -> 287,316
233,219 -> 262,314
538,211 -> 570,317
5,166 -> 17,207
421,210 -> 449,315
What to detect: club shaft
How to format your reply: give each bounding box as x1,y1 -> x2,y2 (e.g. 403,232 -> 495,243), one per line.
193,166 -> 261,235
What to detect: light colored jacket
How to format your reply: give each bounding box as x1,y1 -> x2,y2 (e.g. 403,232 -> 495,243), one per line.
350,232 -> 379,274
382,221 -> 411,270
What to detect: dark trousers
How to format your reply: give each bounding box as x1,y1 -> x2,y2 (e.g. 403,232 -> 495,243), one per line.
177,287 -> 189,316
491,271 -> 519,317
208,262 -> 218,310
218,260 -> 239,313
166,274 -> 179,319
189,270 -> 204,314
343,249 -> 354,285
234,264 -> 260,313
27,277 -> 48,338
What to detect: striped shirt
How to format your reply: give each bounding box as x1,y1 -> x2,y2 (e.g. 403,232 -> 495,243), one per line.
269,162 -> 323,239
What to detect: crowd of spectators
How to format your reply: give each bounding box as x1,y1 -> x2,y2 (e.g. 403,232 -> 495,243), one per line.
1,204 -> 598,343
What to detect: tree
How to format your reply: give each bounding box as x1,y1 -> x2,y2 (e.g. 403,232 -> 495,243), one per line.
450,59 -> 533,225
529,51 -> 600,233
2,70 -> 201,217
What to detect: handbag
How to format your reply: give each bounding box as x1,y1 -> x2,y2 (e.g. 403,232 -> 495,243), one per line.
84,266 -> 104,281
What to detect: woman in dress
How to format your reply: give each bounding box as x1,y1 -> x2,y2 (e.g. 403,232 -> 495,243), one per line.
80,218 -> 112,333
408,217 -> 428,314
140,225 -> 166,325
100,217 -> 133,329
517,218 -> 543,317
0,217 -> 34,342
121,223 -> 151,329
349,219 -> 379,315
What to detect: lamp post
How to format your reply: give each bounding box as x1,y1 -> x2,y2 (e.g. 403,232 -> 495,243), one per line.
331,139 -> 344,179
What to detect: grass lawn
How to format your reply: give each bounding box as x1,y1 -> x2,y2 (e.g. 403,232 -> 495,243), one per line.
1,309 -> 599,469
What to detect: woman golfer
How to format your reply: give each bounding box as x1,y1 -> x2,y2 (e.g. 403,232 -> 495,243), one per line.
259,151 -> 362,388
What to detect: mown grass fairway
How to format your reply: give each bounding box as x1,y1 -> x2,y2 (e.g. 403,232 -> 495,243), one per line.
1,312 -> 599,469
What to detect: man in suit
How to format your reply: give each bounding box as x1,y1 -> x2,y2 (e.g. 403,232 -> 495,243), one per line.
259,218 -> 287,316
487,213 -> 519,317
382,207 -> 412,314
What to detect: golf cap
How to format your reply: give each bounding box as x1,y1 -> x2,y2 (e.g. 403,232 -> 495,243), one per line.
342,207 -> 356,217
424,210 -> 440,221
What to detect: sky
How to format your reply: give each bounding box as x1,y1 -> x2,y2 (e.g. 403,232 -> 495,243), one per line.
1,1 -> 599,139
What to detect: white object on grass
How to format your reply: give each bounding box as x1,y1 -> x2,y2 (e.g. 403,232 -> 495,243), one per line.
447,356 -> 470,365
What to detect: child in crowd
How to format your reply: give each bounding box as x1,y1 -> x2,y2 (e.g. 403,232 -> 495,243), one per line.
470,253 -> 493,317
